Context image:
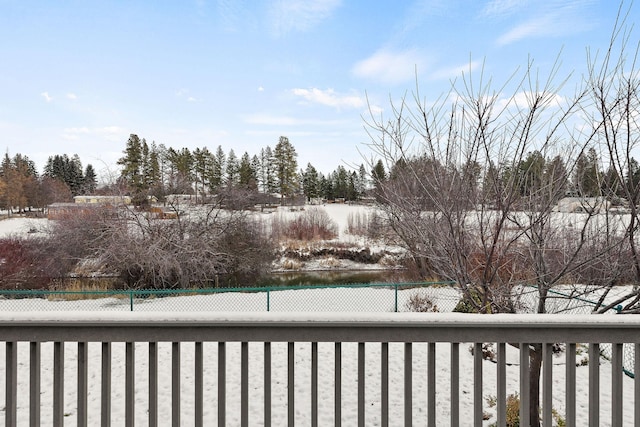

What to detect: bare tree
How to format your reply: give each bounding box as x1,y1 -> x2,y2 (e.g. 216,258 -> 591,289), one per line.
364,4 -> 639,423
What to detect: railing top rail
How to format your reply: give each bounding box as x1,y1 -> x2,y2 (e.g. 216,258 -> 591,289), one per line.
1,312 -> 639,343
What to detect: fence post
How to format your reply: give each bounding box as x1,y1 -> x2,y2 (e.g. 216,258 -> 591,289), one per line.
394,284 -> 398,312
267,289 -> 271,312
130,291 -> 134,312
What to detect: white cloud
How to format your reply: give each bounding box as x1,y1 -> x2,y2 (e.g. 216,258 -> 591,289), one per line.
258,86 -> 265,92
352,49 -> 428,85
495,1 -> 594,46
40,92 -> 53,102
480,0 -> 528,18
497,91 -> 565,110
291,88 -> 364,109
497,15 -> 555,45
66,93 -> 78,100
268,0 -> 341,36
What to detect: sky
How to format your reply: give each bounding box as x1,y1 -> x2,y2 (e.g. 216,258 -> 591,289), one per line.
0,0 -> 637,182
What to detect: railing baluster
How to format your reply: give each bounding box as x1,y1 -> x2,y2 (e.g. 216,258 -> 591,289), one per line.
358,342 -> 365,427
149,342 -> 157,427
543,343 -> 553,427
566,343 -> 576,427
125,342 -> 135,427
497,342 -> 506,427
473,343 -> 483,427
311,342 -> 318,427
218,342 -> 226,426
241,341 -> 249,427
102,342 -> 111,427
405,342 -> 412,426
335,342 -> 341,427
172,342 -> 181,427
451,343 -> 459,427
611,343 -> 623,427
519,343 -> 530,427
288,342 -> 295,426
381,342 -> 389,427
195,342 -> 203,427
264,342 -> 271,427
53,341 -> 64,427
77,342 -> 88,427
635,343 -> 639,427
6,341 -> 17,427
30,342 -> 41,427
588,343 -> 600,427
427,342 -> 436,427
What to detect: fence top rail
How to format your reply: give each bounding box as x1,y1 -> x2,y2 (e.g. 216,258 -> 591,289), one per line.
0,281 -> 456,297
1,312 -> 640,343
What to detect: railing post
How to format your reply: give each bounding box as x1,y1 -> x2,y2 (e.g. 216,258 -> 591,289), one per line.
30,342 -> 41,427
394,284 -> 398,312
267,288 -> 271,312
53,341 -> 64,427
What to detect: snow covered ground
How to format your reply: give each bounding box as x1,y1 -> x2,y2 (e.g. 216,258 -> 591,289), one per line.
0,297 -> 637,426
0,208 -> 637,426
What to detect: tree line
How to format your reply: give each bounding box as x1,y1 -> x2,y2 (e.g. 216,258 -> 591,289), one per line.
0,152 -> 97,215
0,135 -> 380,214
116,134 -> 374,207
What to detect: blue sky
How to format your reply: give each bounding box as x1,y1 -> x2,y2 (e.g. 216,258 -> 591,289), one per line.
0,0 -> 636,180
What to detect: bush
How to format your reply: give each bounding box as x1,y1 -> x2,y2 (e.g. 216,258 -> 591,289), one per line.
405,292 -> 439,312
280,207 -> 338,240
0,238 -> 49,289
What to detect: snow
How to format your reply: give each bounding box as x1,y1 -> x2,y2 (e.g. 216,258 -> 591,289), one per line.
0,209 -> 638,425
0,305 -> 638,426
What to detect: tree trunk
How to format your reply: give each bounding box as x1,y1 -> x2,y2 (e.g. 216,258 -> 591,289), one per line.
528,344 -> 543,427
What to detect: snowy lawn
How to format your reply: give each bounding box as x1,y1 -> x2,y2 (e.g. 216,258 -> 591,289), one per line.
0,307 -> 638,426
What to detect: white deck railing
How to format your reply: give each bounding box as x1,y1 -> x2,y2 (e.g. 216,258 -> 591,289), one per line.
1,312 -> 640,427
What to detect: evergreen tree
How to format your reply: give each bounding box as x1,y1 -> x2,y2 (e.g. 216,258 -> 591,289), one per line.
259,146 -> 276,194
273,136 -> 298,202
238,152 -> 257,189
574,148 -> 601,197
83,164 -> 98,194
208,145 -> 226,192
117,134 -> 144,193
193,147 -> 212,202
302,163 -> 319,201
226,149 -> 239,187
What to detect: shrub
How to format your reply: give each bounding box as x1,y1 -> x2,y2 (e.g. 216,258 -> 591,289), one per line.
0,238 -> 49,289
281,207 -> 338,240
405,292 -> 439,312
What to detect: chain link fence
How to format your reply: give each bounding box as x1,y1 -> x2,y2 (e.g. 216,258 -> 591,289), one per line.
0,281 -> 635,377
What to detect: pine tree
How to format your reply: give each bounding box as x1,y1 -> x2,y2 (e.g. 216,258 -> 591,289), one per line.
238,152 -> 257,189
117,134 -> 144,193
273,136 -> 298,202
302,163 -> 319,201
208,145 -> 226,192
83,164 -> 98,194
226,149 -> 239,187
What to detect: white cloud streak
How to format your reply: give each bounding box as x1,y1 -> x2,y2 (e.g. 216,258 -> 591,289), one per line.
291,88 -> 364,109
352,49 -> 428,85
268,0 -> 341,36
40,92 -> 53,102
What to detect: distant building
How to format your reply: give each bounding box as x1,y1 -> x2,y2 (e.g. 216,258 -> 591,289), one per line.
73,195 -> 131,205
